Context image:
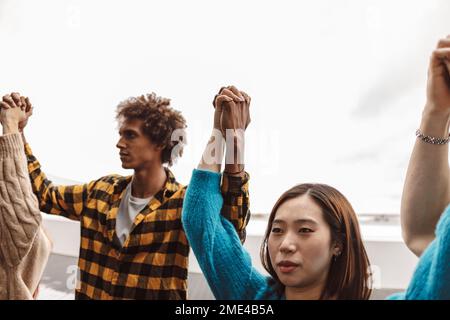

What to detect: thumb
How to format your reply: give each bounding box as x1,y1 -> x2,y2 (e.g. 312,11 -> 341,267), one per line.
444,60 -> 450,75
215,95 -> 232,113
24,97 -> 32,113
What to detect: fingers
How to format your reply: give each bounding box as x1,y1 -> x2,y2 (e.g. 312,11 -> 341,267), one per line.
214,86 -> 249,122
216,85 -> 248,103
20,96 -> 27,111
218,86 -> 227,95
221,88 -> 244,102
240,91 -> 251,105
432,37 -> 450,66
438,38 -> 450,49
0,101 -> 10,109
213,86 -> 235,107
239,91 -> 251,129
227,86 -> 245,101
2,94 -> 18,108
23,96 -> 32,113
215,95 -> 233,110
430,48 -> 450,69
27,106 -> 34,117
1,92 -> 31,112
11,92 -> 23,109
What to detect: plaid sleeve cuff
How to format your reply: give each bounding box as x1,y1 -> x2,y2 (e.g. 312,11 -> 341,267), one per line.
24,143 -> 33,156
221,171 -> 250,195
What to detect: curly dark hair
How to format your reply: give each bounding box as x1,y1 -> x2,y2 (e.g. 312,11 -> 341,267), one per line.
116,93 -> 187,166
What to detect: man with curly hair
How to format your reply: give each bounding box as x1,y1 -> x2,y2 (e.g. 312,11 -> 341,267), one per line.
0,87 -> 251,300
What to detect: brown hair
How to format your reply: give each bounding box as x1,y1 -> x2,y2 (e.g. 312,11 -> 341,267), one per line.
260,183 -> 372,300
116,93 -> 187,166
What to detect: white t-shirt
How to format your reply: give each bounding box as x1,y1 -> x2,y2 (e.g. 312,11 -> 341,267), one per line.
116,182 -> 152,245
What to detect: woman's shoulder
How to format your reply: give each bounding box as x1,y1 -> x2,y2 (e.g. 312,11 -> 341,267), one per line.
436,204 -> 450,238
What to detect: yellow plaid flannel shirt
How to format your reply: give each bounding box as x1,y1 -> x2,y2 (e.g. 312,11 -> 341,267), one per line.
25,144 -> 250,300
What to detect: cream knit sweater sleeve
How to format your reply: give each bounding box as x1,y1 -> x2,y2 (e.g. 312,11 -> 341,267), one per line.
0,133 -> 51,299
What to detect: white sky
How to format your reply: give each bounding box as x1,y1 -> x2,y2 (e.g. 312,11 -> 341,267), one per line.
1,0 -> 449,214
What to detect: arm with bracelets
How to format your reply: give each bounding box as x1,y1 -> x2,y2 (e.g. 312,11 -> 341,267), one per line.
401,36 -> 450,257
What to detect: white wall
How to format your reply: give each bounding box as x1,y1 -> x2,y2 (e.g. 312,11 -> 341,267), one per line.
42,213 -> 418,290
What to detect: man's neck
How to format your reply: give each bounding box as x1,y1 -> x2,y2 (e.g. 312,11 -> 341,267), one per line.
131,164 -> 167,199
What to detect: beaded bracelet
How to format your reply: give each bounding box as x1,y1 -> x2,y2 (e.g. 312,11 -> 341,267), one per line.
416,129 -> 450,145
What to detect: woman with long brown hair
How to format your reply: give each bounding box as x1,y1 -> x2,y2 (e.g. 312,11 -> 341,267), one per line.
259,184 -> 371,300
182,85 -> 372,300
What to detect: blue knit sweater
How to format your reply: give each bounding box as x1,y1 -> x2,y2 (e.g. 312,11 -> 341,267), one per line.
182,169 -> 450,300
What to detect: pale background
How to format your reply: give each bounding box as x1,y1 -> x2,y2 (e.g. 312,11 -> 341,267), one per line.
1,0 -> 450,215
3,0 -> 448,299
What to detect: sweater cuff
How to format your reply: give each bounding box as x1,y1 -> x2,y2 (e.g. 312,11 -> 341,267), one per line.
191,169 -> 222,194
0,133 -> 24,158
